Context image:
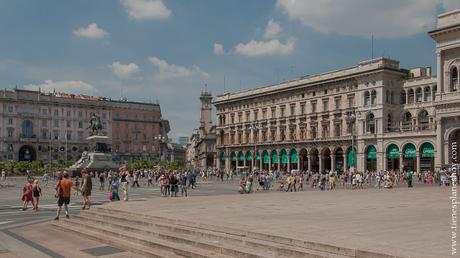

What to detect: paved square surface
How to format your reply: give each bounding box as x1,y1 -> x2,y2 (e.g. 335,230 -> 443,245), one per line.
107,186 -> 453,258
81,246 -> 125,257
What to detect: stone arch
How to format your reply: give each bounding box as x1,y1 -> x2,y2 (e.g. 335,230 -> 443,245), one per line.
400,89 -> 407,104
402,142 -> 417,172
370,89 -> 377,105
333,147 -> 344,172
299,148 -> 308,171
424,86 -> 431,101
415,87 -> 423,102
364,91 -> 370,106
408,88 -> 415,103
366,112 -> 376,134
19,145 -> 36,161
418,110 -> 429,130
451,66 -> 458,92
365,145 -> 377,172
402,111 -> 413,131
321,147 -> 332,173
309,147 -> 319,173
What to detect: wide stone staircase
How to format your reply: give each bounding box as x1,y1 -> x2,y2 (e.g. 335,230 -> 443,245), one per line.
51,207 -> 400,258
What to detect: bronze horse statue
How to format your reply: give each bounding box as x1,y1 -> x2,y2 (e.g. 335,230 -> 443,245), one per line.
88,113 -> 103,135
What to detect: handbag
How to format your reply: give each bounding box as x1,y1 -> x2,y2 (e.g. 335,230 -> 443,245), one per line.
108,191 -> 114,201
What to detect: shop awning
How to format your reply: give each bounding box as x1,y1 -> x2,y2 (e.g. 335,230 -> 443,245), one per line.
255,152 -> 260,161
246,152 -> 252,161
420,142 -> 434,158
387,144 -> 399,159
238,152 -> 244,161
220,152 -> 225,161
366,145 -> 377,159
271,151 -> 278,164
404,144 -> 416,158
263,151 -> 269,164
290,149 -> 298,163
280,150 -> 288,164
231,152 -> 237,161
347,147 -> 357,167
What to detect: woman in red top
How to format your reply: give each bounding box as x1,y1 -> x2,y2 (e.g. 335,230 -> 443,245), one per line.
21,178 -> 34,211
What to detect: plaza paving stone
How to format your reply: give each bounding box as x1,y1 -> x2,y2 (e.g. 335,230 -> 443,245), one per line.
104,186 -> 453,258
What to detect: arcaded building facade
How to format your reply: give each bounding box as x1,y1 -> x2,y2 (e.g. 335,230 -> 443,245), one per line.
214,9 -> 460,174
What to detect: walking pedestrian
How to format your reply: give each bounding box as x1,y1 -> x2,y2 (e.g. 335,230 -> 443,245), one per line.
180,172 -> 188,197
42,172 -> 49,187
32,179 -> 42,211
406,170 -> 414,188
99,172 -> 105,191
120,169 -> 129,201
54,172 -> 73,220
80,170 -> 92,210
109,174 -> 120,201
21,178 -> 33,211
170,172 -> 179,197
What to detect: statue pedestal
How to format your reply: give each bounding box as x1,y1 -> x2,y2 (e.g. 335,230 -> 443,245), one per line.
67,135 -> 119,177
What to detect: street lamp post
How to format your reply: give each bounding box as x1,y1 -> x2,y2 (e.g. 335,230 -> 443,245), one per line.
249,124 -> 262,172
154,134 -> 167,162
347,110 -> 360,173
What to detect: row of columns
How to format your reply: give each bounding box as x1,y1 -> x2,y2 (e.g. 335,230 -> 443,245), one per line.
218,146 -> 435,173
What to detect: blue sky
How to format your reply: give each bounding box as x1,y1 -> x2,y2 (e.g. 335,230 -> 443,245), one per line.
0,0 -> 459,140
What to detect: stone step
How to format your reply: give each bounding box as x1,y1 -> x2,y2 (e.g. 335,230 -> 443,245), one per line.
82,209 -> 344,258
51,221 -> 185,258
91,207 -> 355,257
71,213 -> 296,258
52,218 -> 234,258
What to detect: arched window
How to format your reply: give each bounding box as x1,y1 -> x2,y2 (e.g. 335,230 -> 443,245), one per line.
387,114 -> 392,132
424,86 -> 431,102
21,120 -> 34,138
452,67 -> 458,92
364,91 -> 370,106
400,90 -> 407,104
408,89 -> 415,104
386,90 -> 390,103
416,88 -> 422,102
390,91 -> 394,104
402,112 -> 412,131
418,110 -> 429,130
371,90 -> 377,105
366,113 -> 376,134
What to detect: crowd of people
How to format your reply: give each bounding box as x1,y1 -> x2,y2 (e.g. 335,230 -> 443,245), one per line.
13,164 -> 458,221
235,168 -> 458,194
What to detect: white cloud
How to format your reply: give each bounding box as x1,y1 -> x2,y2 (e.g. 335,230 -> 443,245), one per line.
213,43 -> 225,55
148,56 -> 209,80
276,0 -> 460,38
121,0 -> 171,20
111,61 -> 140,78
264,19 -> 282,39
442,0 -> 460,12
235,38 -> 295,57
73,23 -> 109,39
24,80 -> 98,95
